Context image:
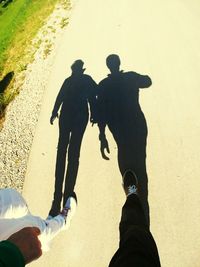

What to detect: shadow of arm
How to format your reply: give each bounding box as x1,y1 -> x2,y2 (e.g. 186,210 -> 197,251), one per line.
135,73 -> 152,89
98,122 -> 110,160
87,77 -> 98,124
50,80 -> 67,124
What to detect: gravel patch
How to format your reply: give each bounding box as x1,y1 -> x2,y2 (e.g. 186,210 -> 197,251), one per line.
0,1 -> 73,192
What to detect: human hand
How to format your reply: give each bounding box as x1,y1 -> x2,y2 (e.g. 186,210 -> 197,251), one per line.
99,136 -> 110,160
50,113 -> 58,125
8,227 -> 42,264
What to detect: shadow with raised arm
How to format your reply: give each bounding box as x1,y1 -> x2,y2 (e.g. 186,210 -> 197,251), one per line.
97,54 -> 151,225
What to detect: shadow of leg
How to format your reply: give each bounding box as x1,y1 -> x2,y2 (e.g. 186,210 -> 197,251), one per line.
49,125 -> 70,216
115,122 -> 150,226
63,119 -> 88,205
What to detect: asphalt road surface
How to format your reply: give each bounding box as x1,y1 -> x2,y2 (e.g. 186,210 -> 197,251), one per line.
23,1 -> 200,266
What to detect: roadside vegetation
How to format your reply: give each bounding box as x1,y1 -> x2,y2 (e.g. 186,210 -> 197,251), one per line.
0,0 -> 70,122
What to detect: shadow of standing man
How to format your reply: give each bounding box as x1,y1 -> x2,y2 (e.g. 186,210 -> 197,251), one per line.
97,55 -> 151,225
49,60 -> 97,217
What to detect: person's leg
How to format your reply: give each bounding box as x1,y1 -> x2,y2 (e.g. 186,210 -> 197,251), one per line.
108,170 -> 161,267
49,121 -> 70,216
63,118 -> 88,205
41,197 -> 77,251
120,194 -> 149,244
117,141 -> 150,225
114,123 -> 150,226
119,171 -> 149,244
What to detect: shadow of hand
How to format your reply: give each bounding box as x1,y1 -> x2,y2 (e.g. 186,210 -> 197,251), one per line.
100,138 -> 110,160
50,114 -> 58,125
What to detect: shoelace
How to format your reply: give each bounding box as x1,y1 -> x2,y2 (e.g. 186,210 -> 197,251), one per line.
127,185 -> 137,196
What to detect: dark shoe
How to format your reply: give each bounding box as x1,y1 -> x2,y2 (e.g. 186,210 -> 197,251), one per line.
122,169 -> 138,197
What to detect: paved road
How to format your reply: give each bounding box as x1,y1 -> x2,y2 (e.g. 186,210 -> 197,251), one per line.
23,1 -> 200,266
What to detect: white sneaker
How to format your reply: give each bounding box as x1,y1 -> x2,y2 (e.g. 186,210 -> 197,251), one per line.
60,197 -> 77,223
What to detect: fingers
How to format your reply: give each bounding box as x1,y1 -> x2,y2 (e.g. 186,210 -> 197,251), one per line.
101,147 -> 110,160
50,114 -> 58,124
50,117 -> 55,125
7,227 -> 42,264
106,145 -> 110,154
32,239 -> 42,260
100,138 -> 110,160
31,227 -> 41,236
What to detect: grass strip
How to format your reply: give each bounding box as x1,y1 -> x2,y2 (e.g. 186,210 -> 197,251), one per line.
0,0 -> 64,119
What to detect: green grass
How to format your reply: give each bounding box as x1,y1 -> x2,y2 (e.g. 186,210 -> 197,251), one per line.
0,0 -> 70,120
0,1 -> 29,72
0,0 -> 60,75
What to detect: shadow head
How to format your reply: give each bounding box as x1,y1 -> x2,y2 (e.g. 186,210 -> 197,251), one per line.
71,60 -> 85,74
106,54 -> 121,73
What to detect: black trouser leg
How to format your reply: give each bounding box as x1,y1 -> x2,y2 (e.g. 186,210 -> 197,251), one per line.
109,194 -> 161,267
120,194 -> 149,244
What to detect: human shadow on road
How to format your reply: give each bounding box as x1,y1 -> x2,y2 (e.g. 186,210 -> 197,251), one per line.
97,54 -> 151,225
48,60 -> 97,217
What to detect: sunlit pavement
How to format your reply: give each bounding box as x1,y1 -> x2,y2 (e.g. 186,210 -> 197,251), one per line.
24,1 -> 200,266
